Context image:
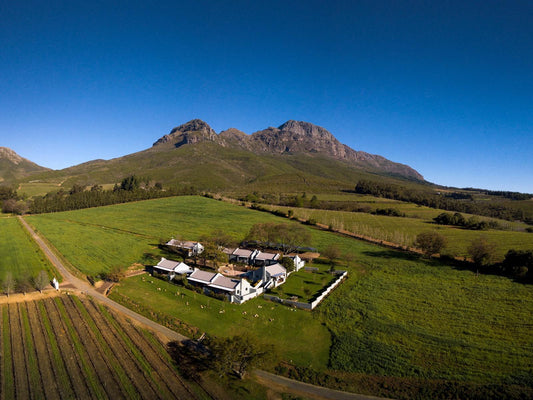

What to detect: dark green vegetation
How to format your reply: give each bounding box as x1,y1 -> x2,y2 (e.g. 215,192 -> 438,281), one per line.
24,196 -> 533,399
354,179 -> 533,224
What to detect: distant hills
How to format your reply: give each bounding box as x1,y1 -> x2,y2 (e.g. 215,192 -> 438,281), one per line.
1,119 -> 424,193
0,147 -> 49,183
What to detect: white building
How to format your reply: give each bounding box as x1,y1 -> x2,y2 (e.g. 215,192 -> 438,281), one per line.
153,257 -> 192,280
166,239 -> 204,257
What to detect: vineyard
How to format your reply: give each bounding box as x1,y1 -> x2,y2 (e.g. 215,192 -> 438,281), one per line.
0,295 -> 210,400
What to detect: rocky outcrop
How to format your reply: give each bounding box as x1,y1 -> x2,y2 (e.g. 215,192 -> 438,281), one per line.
152,119 -> 424,180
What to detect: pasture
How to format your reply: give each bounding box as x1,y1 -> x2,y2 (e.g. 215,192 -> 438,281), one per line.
0,217 -> 56,281
110,274 -> 331,370
264,204 -> 533,260
25,196 -> 533,396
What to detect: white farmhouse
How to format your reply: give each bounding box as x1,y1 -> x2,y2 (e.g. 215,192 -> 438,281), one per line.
153,257 -> 192,280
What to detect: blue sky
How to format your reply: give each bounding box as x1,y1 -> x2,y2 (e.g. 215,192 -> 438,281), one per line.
1,0 -> 532,192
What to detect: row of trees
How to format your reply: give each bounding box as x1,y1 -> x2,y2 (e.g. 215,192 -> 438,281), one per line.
355,180 -> 533,224
2,270 -> 50,296
414,231 -> 532,281
1,176 -> 199,215
433,212 -> 503,230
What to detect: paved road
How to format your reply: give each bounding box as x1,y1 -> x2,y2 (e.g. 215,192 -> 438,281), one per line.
20,216 -> 392,400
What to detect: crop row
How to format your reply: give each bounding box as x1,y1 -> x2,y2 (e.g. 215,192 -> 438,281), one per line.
0,295 -> 203,399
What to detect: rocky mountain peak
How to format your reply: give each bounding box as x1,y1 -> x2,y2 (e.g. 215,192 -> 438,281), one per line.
169,119 -> 215,136
0,147 -> 24,165
153,119 -> 216,147
278,120 -> 334,140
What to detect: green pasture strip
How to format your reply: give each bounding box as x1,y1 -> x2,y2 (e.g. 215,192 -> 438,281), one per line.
53,297 -> 107,399
265,205 -> 533,260
1,306 -> 15,400
110,275 -> 331,370
0,218 -> 57,279
70,296 -> 139,399
18,305 -> 46,400
36,301 -> 75,399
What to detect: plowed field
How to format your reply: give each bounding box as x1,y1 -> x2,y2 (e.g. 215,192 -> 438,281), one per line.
0,295 -> 209,400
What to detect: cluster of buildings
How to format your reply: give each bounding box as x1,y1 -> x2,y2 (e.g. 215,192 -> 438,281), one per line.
152,238 -> 306,304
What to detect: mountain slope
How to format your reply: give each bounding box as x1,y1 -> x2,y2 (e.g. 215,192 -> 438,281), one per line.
22,119 -> 425,193
0,147 -> 50,183
152,119 -> 423,180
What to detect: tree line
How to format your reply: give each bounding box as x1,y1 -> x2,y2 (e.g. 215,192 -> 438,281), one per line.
414,231 -> 533,282
1,176 -> 199,214
354,180 -> 533,224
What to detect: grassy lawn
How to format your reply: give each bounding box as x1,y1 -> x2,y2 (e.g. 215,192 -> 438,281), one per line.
270,261 -> 337,302
27,196 -> 533,391
0,217 -> 57,280
110,274 -> 330,370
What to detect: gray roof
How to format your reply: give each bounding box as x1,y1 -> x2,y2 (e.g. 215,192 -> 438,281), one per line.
232,248 -> 254,257
188,269 -> 217,284
210,275 -> 240,291
255,251 -> 279,261
266,263 -> 286,277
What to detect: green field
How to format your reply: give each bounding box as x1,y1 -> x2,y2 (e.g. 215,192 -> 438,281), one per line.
0,217 -> 57,281
264,204 -> 533,260
24,196 -> 533,397
110,275 -> 330,369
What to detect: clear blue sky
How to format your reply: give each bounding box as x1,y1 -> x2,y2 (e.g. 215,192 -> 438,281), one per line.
1,0 -> 532,192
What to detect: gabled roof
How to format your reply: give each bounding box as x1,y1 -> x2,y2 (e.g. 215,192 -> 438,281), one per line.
254,251 -> 279,261
265,263 -> 286,277
154,258 -> 191,273
188,269 -> 217,284
166,239 -> 201,249
210,275 -> 240,291
232,248 -> 255,258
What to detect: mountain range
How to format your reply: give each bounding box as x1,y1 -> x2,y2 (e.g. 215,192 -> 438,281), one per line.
0,120 -> 424,193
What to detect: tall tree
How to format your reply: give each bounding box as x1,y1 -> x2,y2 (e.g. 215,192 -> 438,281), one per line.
207,333 -> 274,379
468,236 -> 496,274
34,270 -> 49,293
414,231 -> 447,257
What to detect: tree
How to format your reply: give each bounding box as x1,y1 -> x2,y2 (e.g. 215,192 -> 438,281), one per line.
246,222 -> 311,254
34,270 -> 49,293
207,333 -> 274,379
3,272 -> 15,297
502,249 -> 533,278
322,243 -> 341,272
280,256 -> 295,273
468,236 -> 496,274
414,231 -> 447,257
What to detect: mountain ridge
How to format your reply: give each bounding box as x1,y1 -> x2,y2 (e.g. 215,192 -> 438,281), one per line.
152,119 -> 423,180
